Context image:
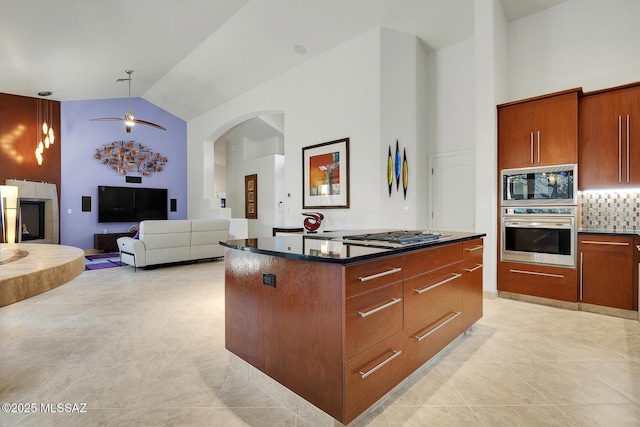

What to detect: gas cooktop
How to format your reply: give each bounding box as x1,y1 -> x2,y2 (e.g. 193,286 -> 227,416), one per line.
341,230 -> 447,245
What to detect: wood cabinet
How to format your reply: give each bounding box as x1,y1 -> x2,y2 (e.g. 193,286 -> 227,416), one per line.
498,260 -> 578,302
579,234 -> 636,311
93,232 -> 136,252
498,90 -> 579,170
579,84 -> 640,189
462,239 -> 484,329
224,237 -> 484,425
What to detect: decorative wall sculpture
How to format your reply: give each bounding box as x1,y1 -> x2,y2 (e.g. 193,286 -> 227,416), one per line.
388,139 -> 408,200
93,140 -> 168,176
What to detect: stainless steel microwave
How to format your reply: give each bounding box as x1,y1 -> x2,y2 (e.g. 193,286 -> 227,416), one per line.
501,164 -> 577,206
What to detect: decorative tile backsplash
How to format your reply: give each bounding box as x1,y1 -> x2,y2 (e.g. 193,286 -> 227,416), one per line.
578,190 -> 640,231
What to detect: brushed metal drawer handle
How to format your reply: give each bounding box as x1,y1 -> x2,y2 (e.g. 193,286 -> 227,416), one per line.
466,245 -> 484,252
464,264 -> 483,273
358,267 -> 402,282
414,311 -> 462,342
509,269 -> 564,279
358,349 -> 402,379
580,240 -> 630,246
413,273 -> 462,294
358,298 -> 402,318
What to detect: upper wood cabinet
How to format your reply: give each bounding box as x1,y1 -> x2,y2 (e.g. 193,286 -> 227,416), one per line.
498,90 -> 579,170
579,84 -> 640,189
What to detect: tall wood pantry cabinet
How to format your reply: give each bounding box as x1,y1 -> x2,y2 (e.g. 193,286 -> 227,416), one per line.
579,83 -> 640,189
498,89 -> 580,170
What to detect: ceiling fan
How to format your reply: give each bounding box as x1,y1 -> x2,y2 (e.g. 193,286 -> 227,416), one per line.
90,70 -> 166,133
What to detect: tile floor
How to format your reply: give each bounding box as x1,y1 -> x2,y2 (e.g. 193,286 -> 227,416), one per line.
1,261 -> 640,426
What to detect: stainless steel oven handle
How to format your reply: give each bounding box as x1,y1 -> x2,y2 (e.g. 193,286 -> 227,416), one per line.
504,221 -> 572,229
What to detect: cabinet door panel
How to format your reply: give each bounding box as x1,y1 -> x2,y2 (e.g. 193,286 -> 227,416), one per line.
344,332 -> 404,424
463,238 -> 484,260
580,236 -> 633,310
345,282 -> 404,360
579,90 -> 626,188
404,243 -> 462,279
535,93 -> 578,166
345,256 -> 404,298
625,86 -> 640,185
498,102 -> 536,169
498,261 -> 578,302
462,256 -> 483,329
404,264 -> 463,329
404,297 -> 464,376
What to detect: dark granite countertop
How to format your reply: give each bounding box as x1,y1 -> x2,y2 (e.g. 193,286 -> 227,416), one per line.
220,230 -> 486,265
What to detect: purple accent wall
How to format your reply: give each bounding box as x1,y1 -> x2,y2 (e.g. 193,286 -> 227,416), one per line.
60,97 -> 187,249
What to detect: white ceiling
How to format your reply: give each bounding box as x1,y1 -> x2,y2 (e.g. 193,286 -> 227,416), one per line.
0,0 -> 567,121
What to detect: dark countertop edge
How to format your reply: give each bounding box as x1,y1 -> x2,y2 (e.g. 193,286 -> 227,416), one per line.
578,229 -> 640,236
220,233 -> 486,265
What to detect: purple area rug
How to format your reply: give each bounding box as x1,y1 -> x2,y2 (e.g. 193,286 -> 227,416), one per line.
86,252 -> 119,260
85,252 -> 125,270
85,260 -> 126,270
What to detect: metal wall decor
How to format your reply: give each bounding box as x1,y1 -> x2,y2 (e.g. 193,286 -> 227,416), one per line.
93,140 -> 168,176
388,139 -> 408,200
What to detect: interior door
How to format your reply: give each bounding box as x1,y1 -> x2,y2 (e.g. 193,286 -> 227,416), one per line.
430,151 -> 475,231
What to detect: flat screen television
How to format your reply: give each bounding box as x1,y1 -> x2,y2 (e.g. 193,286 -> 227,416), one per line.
98,186 -> 168,223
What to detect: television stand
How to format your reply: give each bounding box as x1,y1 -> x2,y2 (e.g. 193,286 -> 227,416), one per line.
93,232 -> 136,252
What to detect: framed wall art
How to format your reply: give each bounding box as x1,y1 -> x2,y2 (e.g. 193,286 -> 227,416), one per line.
302,137 -> 350,209
245,174 -> 258,219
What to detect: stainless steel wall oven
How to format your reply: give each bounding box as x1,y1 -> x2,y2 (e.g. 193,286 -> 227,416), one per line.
501,164 -> 577,206
501,206 -> 576,267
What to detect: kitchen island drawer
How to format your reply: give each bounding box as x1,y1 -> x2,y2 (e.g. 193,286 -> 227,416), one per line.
404,243 -> 462,279
463,238 -> 484,259
345,282 -> 404,360
344,256 -> 404,298
404,297 -> 463,375
404,264 -> 463,329
345,332 -> 404,423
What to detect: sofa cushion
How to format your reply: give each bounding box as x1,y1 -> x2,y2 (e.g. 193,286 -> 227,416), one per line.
140,220 -> 191,250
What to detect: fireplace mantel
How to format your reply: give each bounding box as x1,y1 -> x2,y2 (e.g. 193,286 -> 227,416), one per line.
4,179 -> 59,244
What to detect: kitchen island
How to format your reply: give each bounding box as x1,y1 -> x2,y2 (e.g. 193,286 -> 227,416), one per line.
221,230 -> 485,425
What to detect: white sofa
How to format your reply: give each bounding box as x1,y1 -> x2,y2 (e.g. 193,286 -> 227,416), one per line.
116,219 -> 230,269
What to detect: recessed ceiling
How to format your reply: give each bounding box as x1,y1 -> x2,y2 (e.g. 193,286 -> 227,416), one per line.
0,0 -> 566,121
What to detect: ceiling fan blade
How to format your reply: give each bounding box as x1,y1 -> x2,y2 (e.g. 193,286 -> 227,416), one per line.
134,118 -> 167,131
89,117 -> 125,122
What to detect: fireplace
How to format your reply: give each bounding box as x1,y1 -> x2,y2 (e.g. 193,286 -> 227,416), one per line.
5,179 -> 59,244
20,201 -> 45,241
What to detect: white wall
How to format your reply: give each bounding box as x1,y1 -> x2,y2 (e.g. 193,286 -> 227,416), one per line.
426,38 -> 476,156
507,0 -> 640,101
189,28 -> 397,233
379,28 -> 423,229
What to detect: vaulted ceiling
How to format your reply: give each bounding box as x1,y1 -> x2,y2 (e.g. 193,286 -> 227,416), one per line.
0,0 -> 567,121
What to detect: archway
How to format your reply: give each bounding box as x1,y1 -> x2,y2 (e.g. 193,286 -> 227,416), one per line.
204,111 -> 284,237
